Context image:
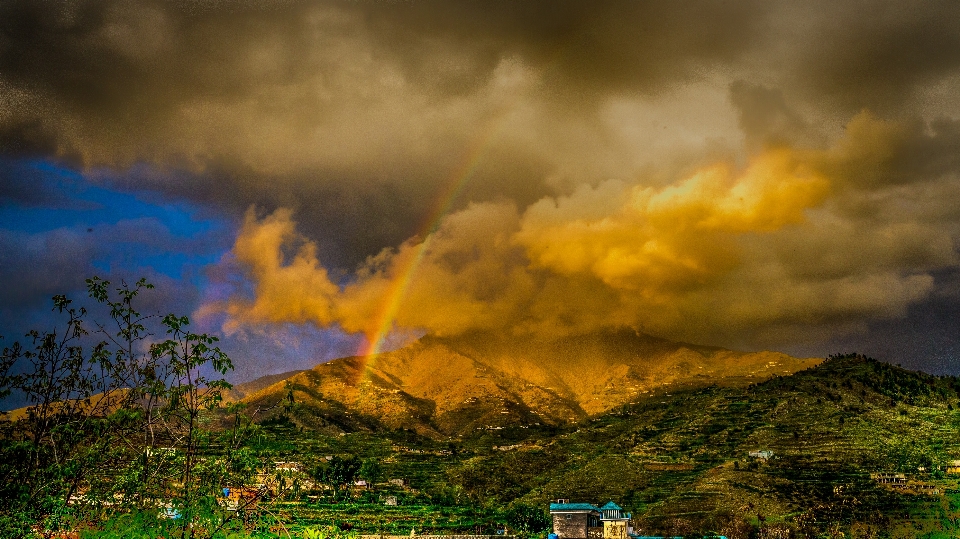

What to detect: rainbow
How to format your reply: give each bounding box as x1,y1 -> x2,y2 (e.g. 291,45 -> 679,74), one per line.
352,48 -> 574,379
354,116 -> 506,365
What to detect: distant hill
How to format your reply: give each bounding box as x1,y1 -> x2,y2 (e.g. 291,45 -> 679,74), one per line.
238,328 -> 821,436
225,370 -> 305,401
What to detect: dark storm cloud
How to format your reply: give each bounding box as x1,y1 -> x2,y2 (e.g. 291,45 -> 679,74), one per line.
2,0 -> 958,161
0,159 -> 81,207
358,0 -> 768,94
93,140 -> 557,268
0,0 -> 767,111
0,227 -> 96,307
728,81 -> 811,149
0,0 -> 775,266
3,1 -> 959,253
785,268 -> 960,375
779,0 -> 960,113
821,115 -> 960,198
3,0 -> 960,368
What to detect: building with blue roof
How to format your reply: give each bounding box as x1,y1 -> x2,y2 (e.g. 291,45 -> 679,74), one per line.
549,500 -> 634,539
549,499 -> 601,539
599,501 -> 632,539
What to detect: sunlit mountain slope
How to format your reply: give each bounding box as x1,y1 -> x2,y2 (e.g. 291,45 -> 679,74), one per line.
239,329 -> 821,436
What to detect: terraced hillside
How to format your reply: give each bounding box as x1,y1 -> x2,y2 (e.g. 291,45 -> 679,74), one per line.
250,354 -> 960,537
434,354 -> 960,535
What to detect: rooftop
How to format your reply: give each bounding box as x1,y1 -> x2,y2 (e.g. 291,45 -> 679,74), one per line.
549,502 -> 602,513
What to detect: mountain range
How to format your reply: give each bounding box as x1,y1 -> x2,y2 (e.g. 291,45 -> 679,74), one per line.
232,328 -> 821,436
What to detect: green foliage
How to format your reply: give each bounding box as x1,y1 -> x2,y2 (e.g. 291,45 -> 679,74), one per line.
0,280 -> 155,537
0,277 -> 268,539
314,456 -> 362,498
301,524 -> 357,539
359,458 -> 383,485
504,503 -> 550,536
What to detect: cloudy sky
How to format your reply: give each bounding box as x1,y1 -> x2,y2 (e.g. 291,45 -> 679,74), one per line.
2,0 -> 960,381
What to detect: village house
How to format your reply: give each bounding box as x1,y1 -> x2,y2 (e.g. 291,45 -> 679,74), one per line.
219,485 -> 263,512
946,460 -> 960,474
274,461 -> 304,473
871,472 -> 906,486
549,500 -> 601,539
549,500 -> 633,539
253,460 -> 313,496
599,501 -> 632,539
911,483 -> 941,496
748,450 -> 773,460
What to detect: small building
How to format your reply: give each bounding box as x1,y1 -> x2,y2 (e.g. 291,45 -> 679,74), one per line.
354,480 -> 369,490
220,486 -> 262,511
946,460 -> 960,474
256,460 -> 314,495
748,450 -> 773,460
389,478 -> 409,487
871,472 -> 906,485
274,461 -> 303,473
912,483 -> 940,496
384,495 -> 398,506
549,500 -> 602,539
599,501 -> 632,539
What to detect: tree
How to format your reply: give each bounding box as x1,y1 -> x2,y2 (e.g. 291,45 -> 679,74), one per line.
149,312 -> 234,536
317,456 -> 361,500
359,458 -> 383,486
504,503 -> 551,537
0,277 -> 246,539
0,286 -> 145,536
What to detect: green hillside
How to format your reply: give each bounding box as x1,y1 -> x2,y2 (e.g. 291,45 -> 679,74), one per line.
253,354 -> 960,537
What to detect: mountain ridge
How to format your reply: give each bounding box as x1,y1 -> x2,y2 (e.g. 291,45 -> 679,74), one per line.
238,328 -> 822,436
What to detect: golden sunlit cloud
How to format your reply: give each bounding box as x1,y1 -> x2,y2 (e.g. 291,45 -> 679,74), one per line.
515,149 -> 829,293
206,118 -> 952,348
219,208 -> 341,333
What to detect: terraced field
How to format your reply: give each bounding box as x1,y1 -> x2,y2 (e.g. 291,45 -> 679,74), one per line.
242,355 -> 960,537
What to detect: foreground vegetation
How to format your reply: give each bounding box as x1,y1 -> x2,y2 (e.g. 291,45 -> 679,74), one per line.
5,280 -> 960,537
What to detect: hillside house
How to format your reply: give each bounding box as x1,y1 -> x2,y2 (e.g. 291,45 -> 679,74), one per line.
871,473 -> 906,485
550,500 -> 601,539
549,500 -> 633,539
220,486 -> 263,511
748,450 -> 773,460
255,460 -> 313,495
274,461 -> 304,473
912,483 -> 941,496
946,460 -> 960,474
599,501 -> 632,539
